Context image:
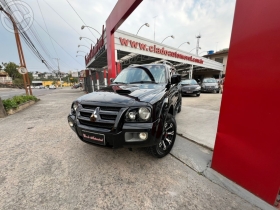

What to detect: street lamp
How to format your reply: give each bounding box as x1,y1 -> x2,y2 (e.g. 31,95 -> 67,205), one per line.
78,45 -> 90,49
178,42 -> 190,49
81,25 -> 101,36
190,47 -> 201,53
77,50 -> 87,54
80,37 -> 95,44
136,23 -> 150,35
161,35 -> 175,43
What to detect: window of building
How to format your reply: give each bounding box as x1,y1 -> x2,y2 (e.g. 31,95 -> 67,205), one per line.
215,57 -> 224,63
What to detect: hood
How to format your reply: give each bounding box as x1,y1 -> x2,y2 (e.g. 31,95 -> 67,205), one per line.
202,82 -> 218,86
181,84 -> 199,88
78,84 -> 166,105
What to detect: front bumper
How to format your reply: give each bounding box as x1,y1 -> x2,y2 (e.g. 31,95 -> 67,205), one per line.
68,114 -> 161,149
201,87 -> 219,92
181,89 -> 200,95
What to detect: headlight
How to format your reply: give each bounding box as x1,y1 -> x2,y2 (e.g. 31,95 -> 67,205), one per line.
72,101 -> 79,111
128,112 -> 137,120
215,85 -> 218,88
195,86 -> 201,90
138,107 -> 151,120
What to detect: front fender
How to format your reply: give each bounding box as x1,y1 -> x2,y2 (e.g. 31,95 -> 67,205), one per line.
153,97 -> 172,141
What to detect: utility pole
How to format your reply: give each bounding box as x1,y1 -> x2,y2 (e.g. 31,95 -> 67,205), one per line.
53,58 -> 62,88
0,6 -> 32,95
153,15 -> 158,42
196,34 -> 201,56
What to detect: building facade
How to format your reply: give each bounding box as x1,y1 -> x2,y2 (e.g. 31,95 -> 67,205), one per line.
203,49 -> 228,76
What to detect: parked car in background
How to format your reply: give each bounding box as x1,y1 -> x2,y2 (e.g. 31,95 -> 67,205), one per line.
200,78 -> 220,93
71,84 -> 80,89
49,85 -> 56,89
180,79 -> 201,97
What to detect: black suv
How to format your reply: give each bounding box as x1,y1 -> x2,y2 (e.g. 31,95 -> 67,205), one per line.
68,62 -> 182,158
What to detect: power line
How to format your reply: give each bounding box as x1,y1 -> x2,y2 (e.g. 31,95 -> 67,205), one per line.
13,0 -> 82,71
34,20 -> 84,67
65,0 -> 97,39
36,0 -> 58,58
1,0 -> 55,71
8,0 -> 57,70
41,0 -> 91,45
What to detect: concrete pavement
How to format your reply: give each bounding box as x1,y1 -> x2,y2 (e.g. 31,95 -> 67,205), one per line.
0,88 -> 58,100
176,94 -> 221,149
0,89 -> 260,210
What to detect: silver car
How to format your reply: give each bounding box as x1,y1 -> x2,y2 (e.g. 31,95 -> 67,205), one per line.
200,78 -> 220,93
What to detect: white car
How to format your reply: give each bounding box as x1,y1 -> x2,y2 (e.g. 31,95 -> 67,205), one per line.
49,85 -> 56,89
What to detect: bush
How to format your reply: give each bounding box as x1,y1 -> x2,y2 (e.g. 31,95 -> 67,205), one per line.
2,95 -> 38,111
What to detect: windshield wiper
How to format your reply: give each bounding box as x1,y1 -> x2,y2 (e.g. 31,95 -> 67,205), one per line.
129,81 -> 158,84
113,82 -> 127,84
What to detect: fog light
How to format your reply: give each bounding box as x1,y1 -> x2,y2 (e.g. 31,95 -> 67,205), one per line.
68,121 -> 74,127
139,132 -> 148,140
128,112 -> 136,120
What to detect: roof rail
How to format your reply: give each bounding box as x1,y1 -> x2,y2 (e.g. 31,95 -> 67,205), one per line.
155,60 -> 175,67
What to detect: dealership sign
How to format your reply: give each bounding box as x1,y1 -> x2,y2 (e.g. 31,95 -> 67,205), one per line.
119,37 -> 204,64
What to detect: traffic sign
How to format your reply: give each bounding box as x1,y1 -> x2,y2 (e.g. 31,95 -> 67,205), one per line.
18,67 -> 28,74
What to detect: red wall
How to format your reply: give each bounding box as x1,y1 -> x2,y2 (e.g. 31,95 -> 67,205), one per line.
212,0 -> 280,205
105,0 -> 142,83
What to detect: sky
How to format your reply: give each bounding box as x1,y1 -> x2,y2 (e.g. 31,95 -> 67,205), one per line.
0,0 -> 236,73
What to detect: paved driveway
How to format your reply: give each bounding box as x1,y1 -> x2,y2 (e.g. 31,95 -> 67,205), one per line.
176,93 -> 222,149
0,89 -> 258,210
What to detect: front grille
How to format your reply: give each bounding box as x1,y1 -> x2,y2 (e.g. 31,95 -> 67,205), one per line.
79,120 -> 114,130
100,107 -> 121,112
81,104 -> 96,110
80,112 -> 91,118
100,114 -> 117,120
78,104 -> 125,130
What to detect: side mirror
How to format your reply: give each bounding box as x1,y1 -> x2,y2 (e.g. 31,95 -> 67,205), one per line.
110,78 -> 115,83
171,74 -> 181,84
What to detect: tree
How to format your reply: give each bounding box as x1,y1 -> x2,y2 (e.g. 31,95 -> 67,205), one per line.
4,62 -> 20,80
3,62 -> 33,86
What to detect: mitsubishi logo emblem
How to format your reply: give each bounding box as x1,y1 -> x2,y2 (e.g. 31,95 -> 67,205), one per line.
90,108 -> 98,122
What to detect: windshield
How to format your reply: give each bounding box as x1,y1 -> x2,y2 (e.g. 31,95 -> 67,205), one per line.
181,79 -> 197,85
203,78 -> 217,83
113,65 -> 166,84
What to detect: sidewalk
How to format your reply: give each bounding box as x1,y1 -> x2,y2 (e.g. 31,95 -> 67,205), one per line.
174,94 -> 275,209
176,106 -> 218,149
171,135 -> 275,210
176,94 -> 220,150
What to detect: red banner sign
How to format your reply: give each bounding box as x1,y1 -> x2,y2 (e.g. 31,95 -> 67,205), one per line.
85,25 -> 105,65
119,37 -> 204,64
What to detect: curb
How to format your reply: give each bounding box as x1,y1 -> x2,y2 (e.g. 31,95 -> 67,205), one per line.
177,132 -> 214,151
6,100 -> 39,115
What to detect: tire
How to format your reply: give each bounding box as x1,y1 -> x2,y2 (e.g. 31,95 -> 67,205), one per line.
196,93 -> 200,97
177,99 -> 181,113
149,113 -> 177,158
